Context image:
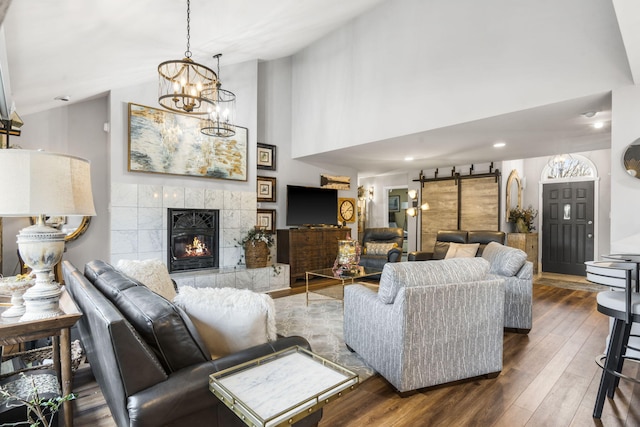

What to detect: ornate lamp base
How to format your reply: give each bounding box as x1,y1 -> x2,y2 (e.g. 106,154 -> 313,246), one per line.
16,221 -> 66,321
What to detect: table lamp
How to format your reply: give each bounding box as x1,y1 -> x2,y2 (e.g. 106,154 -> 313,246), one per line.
0,149 -> 96,320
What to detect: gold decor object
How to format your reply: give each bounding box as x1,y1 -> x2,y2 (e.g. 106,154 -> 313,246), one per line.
158,0 -> 217,115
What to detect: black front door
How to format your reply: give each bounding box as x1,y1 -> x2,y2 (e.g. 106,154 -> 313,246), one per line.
542,181 -> 594,276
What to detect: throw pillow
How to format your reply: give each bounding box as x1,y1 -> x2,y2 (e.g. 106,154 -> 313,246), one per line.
116,259 -> 177,301
173,286 -> 277,359
365,242 -> 398,256
444,243 -> 480,259
481,241 -> 528,276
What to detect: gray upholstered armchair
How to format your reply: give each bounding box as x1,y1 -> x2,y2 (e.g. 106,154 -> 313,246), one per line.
359,227 -> 404,270
344,258 -> 504,394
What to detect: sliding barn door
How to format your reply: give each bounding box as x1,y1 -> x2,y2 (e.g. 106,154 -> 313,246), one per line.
421,180 -> 458,251
420,174 -> 500,251
460,177 -> 500,230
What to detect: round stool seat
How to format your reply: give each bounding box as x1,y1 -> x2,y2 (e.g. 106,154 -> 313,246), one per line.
597,291 -> 640,319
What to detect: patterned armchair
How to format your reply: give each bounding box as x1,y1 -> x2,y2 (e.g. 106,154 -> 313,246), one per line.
344,258 -> 504,393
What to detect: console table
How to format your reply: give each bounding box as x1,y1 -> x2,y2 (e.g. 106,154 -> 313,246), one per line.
0,288 -> 82,427
277,228 -> 350,285
507,232 -> 539,275
209,346 -> 358,427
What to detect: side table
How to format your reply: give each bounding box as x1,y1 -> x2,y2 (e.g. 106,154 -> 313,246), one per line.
0,287 -> 82,427
210,346 -> 359,427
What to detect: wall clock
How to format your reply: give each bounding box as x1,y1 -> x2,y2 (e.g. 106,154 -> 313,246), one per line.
338,198 -> 356,223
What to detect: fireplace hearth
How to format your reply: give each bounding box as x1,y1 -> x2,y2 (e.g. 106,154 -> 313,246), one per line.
168,208 -> 219,272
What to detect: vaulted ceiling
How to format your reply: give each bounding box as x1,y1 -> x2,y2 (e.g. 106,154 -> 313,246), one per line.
1,0 -> 639,176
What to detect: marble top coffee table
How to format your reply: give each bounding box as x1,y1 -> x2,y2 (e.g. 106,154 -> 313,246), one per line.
209,346 -> 359,427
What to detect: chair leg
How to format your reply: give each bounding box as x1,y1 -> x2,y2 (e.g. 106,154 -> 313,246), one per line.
594,318 -> 628,418
608,321 -> 632,398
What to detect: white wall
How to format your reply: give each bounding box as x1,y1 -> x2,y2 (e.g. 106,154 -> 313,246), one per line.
291,0 -> 631,158
611,85 -> 640,253
257,58 -> 358,230
1,96 -> 110,276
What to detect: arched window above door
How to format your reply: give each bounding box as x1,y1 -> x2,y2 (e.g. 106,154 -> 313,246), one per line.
541,154 -> 597,181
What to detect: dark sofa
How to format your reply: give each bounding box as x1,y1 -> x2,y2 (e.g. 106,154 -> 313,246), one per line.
62,260 -> 322,427
408,230 -> 506,261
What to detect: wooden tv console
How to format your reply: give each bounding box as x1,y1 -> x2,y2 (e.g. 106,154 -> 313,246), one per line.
277,228 -> 351,285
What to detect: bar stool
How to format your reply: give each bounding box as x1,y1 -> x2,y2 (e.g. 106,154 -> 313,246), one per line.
585,260 -> 640,419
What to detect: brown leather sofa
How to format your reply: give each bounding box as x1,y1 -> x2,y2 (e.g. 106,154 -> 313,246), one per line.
408,230 -> 506,261
359,227 -> 405,270
62,260 -> 322,427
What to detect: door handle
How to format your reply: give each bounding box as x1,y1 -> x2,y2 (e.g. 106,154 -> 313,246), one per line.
588,233 -> 593,239
588,220 -> 593,225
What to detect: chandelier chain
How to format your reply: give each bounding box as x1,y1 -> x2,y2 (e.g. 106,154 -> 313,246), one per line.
185,0 -> 191,58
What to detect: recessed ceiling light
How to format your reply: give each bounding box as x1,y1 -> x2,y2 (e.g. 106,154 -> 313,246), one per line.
593,121 -> 604,129
404,156 -> 414,161
493,142 -> 506,148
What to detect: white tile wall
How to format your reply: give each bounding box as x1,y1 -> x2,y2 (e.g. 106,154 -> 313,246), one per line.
109,183 -> 289,291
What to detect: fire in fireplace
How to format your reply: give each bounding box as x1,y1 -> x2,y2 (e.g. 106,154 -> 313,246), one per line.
168,208 -> 219,272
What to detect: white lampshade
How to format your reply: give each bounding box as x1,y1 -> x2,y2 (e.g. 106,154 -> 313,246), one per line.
0,150 -> 96,217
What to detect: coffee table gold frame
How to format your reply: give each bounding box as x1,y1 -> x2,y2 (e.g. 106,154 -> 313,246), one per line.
209,346 -> 359,427
305,266 -> 381,306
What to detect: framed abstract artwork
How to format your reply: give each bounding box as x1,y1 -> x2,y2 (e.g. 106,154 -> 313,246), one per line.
257,176 -> 277,202
128,103 -> 248,181
257,143 -> 276,170
256,209 -> 276,233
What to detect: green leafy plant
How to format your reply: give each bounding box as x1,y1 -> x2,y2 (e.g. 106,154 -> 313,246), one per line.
235,226 -> 275,248
0,373 -> 77,427
509,205 -> 538,232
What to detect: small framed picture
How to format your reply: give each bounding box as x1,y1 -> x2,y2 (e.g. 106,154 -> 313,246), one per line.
257,176 -> 277,202
257,143 -> 276,171
388,195 -> 400,212
257,209 -> 276,233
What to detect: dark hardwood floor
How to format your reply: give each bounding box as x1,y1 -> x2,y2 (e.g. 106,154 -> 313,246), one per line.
71,277 -> 639,426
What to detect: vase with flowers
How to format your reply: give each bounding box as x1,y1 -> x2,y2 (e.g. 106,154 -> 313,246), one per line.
509,205 -> 538,233
237,226 -> 275,268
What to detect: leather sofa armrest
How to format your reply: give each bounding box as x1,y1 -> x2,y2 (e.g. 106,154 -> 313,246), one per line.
388,247 -> 403,263
408,251 -> 434,261
128,336 -> 313,426
211,336 -> 311,372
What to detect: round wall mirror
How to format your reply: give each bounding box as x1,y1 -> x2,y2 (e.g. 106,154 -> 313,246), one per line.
623,138 -> 640,178
30,215 -> 91,242
505,169 -> 522,221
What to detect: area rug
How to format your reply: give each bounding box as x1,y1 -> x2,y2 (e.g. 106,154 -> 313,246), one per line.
274,292 -> 376,382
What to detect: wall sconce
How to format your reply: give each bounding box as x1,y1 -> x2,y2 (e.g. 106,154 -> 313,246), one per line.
406,189 -> 428,216
367,187 -> 374,201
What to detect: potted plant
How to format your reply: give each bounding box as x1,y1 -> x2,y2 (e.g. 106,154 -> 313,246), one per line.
237,226 -> 275,268
509,205 -> 538,233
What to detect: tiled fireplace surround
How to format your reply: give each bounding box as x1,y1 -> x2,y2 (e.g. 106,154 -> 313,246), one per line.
110,183 -> 290,292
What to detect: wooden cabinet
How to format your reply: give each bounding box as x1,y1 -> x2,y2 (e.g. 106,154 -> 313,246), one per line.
507,232 -> 539,275
277,228 -> 350,285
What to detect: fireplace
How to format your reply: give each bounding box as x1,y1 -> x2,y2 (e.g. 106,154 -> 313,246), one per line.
168,208 -> 219,272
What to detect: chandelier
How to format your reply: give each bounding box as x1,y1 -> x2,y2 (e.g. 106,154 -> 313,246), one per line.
158,0 -> 217,115
201,54 -> 236,138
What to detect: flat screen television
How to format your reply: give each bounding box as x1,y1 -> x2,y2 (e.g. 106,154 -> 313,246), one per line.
286,185 -> 338,226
